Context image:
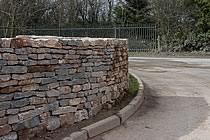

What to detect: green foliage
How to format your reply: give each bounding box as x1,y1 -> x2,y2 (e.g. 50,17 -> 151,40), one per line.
113,0 -> 150,25
194,0 -> 210,33
128,74 -> 139,96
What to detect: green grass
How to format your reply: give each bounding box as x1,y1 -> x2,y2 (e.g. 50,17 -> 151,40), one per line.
128,74 -> 139,96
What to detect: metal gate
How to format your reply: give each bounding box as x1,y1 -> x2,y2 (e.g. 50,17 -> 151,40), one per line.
0,25 -> 158,52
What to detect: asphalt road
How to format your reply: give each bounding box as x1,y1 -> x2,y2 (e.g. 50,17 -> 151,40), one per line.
92,57 -> 210,140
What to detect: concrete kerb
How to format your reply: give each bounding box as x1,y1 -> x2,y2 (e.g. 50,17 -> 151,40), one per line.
63,72 -> 145,140
117,72 -> 145,123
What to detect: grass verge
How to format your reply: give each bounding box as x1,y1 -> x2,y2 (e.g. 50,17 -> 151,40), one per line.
128,74 -> 139,96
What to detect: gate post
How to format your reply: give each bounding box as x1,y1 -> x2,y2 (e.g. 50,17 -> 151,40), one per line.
158,35 -> 161,52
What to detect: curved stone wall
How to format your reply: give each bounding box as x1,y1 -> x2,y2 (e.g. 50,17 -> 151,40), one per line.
0,36 -> 128,139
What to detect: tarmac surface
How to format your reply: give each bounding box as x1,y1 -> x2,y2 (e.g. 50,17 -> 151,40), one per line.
91,57 -> 210,140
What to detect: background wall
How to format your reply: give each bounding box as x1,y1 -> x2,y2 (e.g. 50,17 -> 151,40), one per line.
0,36 -> 128,139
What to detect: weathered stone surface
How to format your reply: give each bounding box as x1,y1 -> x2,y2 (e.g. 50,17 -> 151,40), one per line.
11,99 -> 29,108
0,94 -> 13,102
0,48 -> 13,53
8,115 -> 19,124
7,109 -> 19,115
28,65 -> 55,73
2,53 -> 17,61
17,55 -> 28,60
10,38 -> 24,48
19,106 -> 35,112
60,113 -> 74,127
52,106 -> 77,115
75,110 -> 89,122
42,78 -> 57,85
58,86 -> 71,94
1,66 -> 27,74
0,117 -> 8,126
12,74 -> 33,80
0,102 -> 10,111
72,85 -> 82,93
30,97 -> 47,105
0,124 -> 12,136
69,98 -> 82,106
48,102 -> 59,111
18,108 -> 44,121
46,117 -> 60,131
14,92 -> 33,99
0,111 -> 6,118
58,93 -> 77,99
0,80 -> 18,88
59,100 -> 70,107
0,75 -> 11,82
22,84 -> 39,92
23,116 -> 40,129
0,132 -> 17,140
46,90 -> 60,97
0,86 -> 22,94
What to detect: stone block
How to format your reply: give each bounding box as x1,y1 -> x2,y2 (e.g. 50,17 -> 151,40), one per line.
48,102 -> 59,111
17,55 -> 28,60
55,69 -> 69,76
60,113 -> 74,127
0,124 -> 12,136
83,83 -> 91,91
0,117 -> 8,126
46,117 -> 60,131
72,79 -> 88,85
47,82 -> 59,90
0,80 -> 18,88
72,85 -> 82,93
58,86 -> 71,94
69,98 -> 82,106
0,94 -> 13,102
38,54 -> 52,60
8,115 -> 19,124
22,84 -> 39,92
6,109 -> 19,115
0,48 -> 13,53
42,78 -> 57,85
19,106 -> 35,112
11,98 -> 29,108
2,53 -> 17,61
12,73 -> 33,80
46,89 -> 60,97
14,92 -> 33,99
0,111 -> 5,118
52,106 -> 77,115
0,75 -> 11,82
58,93 -> 77,99
30,97 -> 47,105
0,102 -> 10,111
60,99 -> 70,107
28,65 -> 55,73
75,110 -> 88,123
23,116 -> 40,129
0,132 -> 17,140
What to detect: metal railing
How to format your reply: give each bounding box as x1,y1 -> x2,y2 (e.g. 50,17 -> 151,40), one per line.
0,24 -> 158,52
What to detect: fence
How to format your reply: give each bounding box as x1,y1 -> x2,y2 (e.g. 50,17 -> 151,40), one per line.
0,24 -> 158,52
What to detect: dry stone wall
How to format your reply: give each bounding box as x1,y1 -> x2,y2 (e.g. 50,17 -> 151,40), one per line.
0,35 -> 128,139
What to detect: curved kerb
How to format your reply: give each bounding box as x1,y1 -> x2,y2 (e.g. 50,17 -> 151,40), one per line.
63,72 -> 145,140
